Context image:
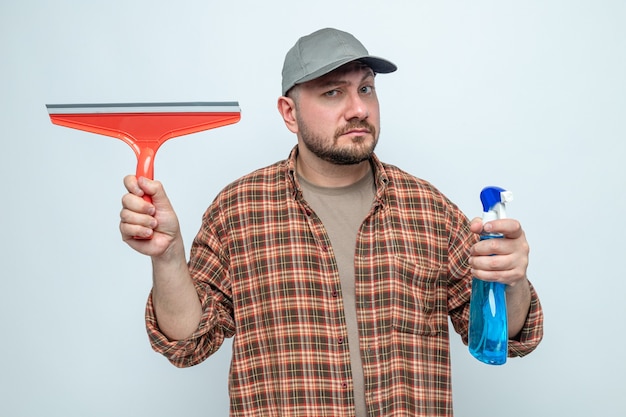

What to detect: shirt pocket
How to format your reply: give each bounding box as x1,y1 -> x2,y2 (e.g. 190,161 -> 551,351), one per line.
390,257 -> 447,336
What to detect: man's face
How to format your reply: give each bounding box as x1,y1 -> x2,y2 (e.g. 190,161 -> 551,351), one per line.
292,63 -> 380,165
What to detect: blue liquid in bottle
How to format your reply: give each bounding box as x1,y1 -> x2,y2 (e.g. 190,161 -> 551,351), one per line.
468,234 -> 508,365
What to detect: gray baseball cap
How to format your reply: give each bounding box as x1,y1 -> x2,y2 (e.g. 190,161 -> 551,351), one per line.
281,28 -> 397,95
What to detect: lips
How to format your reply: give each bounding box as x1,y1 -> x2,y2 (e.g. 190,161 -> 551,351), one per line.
338,122 -> 372,136
346,128 -> 370,135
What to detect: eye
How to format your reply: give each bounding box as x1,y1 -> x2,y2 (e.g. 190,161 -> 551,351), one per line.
324,89 -> 340,97
360,85 -> 374,94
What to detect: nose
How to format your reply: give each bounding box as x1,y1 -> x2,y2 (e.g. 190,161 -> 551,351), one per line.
344,92 -> 369,121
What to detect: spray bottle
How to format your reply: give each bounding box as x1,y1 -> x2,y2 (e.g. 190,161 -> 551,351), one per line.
468,186 -> 514,365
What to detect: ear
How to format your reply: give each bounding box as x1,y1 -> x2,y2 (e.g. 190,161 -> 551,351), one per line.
277,96 -> 299,134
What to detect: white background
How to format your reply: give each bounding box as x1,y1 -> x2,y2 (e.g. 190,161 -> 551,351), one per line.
1,1 -> 625,416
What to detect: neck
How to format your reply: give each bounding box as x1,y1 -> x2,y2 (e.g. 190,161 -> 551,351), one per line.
296,145 -> 371,188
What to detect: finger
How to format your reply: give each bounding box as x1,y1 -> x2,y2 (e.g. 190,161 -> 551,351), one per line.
484,228 -> 529,262
119,205 -> 157,229
483,218 -> 524,239
471,235 -> 509,256
472,264 -> 528,285
470,245 -> 528,284
471,266 -> 522,285
120,220 -> 154,241
123,175 -> 143,196
121,192 -> 155,216
470,249 -> 516,270
470,251 -> 524,280
120,203 -> 156,233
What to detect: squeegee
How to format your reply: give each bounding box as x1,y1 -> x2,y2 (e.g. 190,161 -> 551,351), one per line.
46,101 -> 241,202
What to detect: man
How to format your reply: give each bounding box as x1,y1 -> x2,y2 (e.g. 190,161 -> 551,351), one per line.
120,28 -> 543,417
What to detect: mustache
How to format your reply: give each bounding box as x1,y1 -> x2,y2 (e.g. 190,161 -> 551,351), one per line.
335,120 -> 376,138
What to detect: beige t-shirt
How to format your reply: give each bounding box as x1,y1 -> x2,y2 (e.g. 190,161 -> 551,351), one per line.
299,169 -> 375,417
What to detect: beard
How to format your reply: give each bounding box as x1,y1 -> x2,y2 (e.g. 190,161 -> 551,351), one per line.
298,118 -> 379,165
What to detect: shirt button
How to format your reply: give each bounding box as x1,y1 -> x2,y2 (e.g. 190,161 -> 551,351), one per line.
338,336 -> 344,344
342,382 -> 348,389
332,290 -> 338,298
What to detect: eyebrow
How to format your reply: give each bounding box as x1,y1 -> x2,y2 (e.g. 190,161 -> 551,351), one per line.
315,69 -> 376,89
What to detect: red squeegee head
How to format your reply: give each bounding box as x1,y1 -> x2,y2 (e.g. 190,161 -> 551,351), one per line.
46,102 -> 241,203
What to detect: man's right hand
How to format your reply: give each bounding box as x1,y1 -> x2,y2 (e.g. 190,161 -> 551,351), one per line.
119,175 -> 182,258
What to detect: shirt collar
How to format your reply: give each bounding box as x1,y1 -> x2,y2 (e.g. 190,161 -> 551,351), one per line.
286,145 -> 390,203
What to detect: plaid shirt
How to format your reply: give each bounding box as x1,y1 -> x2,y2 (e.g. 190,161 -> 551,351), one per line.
145,146 -> 543,416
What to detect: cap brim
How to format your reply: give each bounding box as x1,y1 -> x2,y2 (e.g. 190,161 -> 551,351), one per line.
295,55 -> 397,86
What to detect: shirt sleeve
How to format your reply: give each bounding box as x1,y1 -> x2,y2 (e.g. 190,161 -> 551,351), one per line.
507,281 -> 544,357
448,278 -> 544,357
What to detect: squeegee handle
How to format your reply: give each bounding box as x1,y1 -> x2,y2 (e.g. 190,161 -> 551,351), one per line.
132,147 -> 155,240
136,147 -> 155,204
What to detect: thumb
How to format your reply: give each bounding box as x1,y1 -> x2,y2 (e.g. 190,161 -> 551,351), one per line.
469,217 -> 484,234
137,176 -> 181,239
137,177 -> 172,209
